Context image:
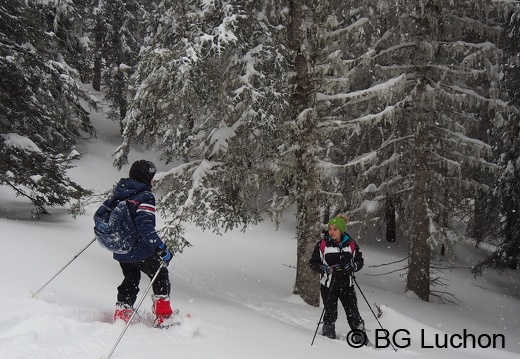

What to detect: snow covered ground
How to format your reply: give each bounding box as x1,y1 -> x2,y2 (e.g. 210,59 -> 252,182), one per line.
0,87 -> 519,359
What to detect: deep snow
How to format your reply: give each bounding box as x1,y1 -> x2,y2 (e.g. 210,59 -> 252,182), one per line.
0,86 -> 519,359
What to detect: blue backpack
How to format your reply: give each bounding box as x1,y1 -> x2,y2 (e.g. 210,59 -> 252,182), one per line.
94,199 -> 140,254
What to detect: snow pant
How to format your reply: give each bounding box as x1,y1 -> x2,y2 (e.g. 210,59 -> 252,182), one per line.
116,255 -> 171,307
320,278 -> 364,331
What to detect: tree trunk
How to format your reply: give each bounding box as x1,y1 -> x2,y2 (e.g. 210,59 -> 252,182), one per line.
92,55 -> 101,91
294,195 -> 321,307
92,19 -> 103,91
406,121 -> 430,301
385,199 -> 396,242
470,191 -> 486,246
288,0 -> 320,307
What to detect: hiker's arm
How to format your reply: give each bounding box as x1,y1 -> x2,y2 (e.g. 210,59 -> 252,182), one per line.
134,192 -> 163,248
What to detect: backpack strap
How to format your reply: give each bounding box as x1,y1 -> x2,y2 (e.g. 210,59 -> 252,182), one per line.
349,240 -> 356,256
346,236 -> 356,253
319,238 -> 327,255
337,233 -> 356,253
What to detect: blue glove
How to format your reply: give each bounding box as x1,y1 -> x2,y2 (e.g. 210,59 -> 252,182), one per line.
321,265 -> 333,275
156,243 -> 172,266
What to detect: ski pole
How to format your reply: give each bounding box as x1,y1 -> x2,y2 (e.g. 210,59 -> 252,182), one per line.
352,275 -> 397,351
32,237 -> 96,298
311,276 -> 335,346
105,261 -> 166,359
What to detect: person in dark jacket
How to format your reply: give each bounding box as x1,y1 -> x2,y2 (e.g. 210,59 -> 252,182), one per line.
100,160 -> 173,328
309,214 -> 366,342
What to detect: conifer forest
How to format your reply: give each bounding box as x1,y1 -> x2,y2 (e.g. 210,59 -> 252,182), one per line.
1,0 -> 520,305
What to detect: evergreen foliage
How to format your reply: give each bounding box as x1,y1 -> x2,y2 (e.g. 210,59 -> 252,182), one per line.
115,0 -> 289,253
1,0 -> 519,303
0,1 -> 94,214
92,0 -> 154,122
38,0 -> 92,83
312,0 -> 511,300
474,6 -> 520,273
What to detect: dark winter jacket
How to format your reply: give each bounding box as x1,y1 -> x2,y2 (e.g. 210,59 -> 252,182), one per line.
102,178 -> 164,263
309,232 -> 364,287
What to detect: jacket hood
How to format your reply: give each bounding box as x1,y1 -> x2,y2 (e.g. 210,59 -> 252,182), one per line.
112,178 -> 152,200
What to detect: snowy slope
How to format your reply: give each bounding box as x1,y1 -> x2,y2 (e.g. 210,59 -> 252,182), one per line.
0,86 -> 519,359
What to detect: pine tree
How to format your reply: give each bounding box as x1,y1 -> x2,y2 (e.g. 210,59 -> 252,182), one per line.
115,0 -> 289,253
0,0 -> 94,214
38,0 -> 92,83
90,0 -> 154,123
474,5 -> 520,273
313,0 -> 509,301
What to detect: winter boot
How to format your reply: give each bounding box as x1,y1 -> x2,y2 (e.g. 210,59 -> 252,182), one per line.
152,295 -> 173,328
322,323 -> 336,339
113,302 -> 134,323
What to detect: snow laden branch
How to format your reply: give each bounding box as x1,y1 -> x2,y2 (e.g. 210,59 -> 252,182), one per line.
153,160 -> 221,252
154,156 -> 262,252
318,134 -> 414,171
323,17 -> 370,39
208,123 -> 237,157
444,84 -> 508,111
316,74 -> 407,105
155,159 -> 221,216
318,99 -> 408,132
196,1 -> 244,57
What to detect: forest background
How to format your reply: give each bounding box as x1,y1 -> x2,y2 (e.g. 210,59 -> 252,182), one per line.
1,0 -> 520,305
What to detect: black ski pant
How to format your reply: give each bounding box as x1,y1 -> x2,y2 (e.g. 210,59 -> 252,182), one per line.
117,255 -> 170,306
320,278 -> 364,331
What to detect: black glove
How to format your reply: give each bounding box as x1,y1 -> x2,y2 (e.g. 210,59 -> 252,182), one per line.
342,263 -> 357,274
328,263 -> 356,274
156,243 -> 172,266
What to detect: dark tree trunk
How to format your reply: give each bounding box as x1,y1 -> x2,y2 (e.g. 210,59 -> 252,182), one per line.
92,54 -> 102,91
92,19 -> 103,91
406,120 -> 431,302
470,192 -> 487,247
385,199 -> 396,242
288,0 -> 320,307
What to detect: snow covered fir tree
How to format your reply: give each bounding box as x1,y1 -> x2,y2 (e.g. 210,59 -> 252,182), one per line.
1,0 -> 520,306
0,0 -> 95,215
310,0 -> 516,301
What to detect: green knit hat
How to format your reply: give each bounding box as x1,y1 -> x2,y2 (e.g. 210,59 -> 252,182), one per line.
328,216 -> 347,233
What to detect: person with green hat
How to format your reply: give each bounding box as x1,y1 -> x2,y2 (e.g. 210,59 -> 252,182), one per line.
309,214 -> 366,343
